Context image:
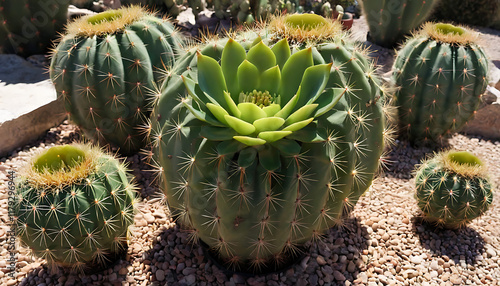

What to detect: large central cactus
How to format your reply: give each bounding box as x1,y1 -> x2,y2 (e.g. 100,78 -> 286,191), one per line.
151,31 -> 385,269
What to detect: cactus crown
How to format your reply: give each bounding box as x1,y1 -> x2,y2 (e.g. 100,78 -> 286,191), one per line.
66,6 -> 145,37
436,150 -> 488,179
419,22 -> 480,45
268,14 -> 343,45
34,145 -> 86,173
23,144 -> 104,187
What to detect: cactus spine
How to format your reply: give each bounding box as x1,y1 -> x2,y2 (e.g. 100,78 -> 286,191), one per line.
415,151 -> 493,229
151,15 -> 387,269
392,23 -> 489,144
50,7 -> 184,155
359,0 -> 438,47
0,0 -> 69,56
14,144 -> 137,271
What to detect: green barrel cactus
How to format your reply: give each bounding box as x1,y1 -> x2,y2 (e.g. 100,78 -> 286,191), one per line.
151,26 -> 386,269
359,0 -> 438,48
433,0 -> 500,28
392,23 -> 489,144
14,144 -> 137,272
50,6 -> 184,155
415,151 -> 493,229
0,0 -> 69,56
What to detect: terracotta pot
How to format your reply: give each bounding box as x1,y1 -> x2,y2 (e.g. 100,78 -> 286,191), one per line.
341,12 -> 354,30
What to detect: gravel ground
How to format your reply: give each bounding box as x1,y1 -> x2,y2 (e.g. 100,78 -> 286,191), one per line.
1,17 -> 500,286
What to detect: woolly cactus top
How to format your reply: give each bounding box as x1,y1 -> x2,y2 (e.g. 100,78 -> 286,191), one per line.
181,38 -> 344,148
65,6 -> 147,37
21,144 -> 109,187
432,150 -> 489,179
419,22 -> 480,45
268,14 -> 343,44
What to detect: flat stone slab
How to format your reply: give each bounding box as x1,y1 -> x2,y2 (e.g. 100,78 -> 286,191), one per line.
0,55 -> 66,157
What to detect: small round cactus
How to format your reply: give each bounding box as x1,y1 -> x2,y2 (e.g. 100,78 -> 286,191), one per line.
50,6 -> 184,155
415,150 -> 493,229
14,144 -> 137,272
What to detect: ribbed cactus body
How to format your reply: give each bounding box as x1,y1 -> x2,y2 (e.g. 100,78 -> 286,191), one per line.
415,151 -> 493,229
14,145 -> 136,271
152,16 -> 385,268
392,23 -> 489,144
360,0 -> 438,47
50,7 -> 184,155
0,0 -> 69,56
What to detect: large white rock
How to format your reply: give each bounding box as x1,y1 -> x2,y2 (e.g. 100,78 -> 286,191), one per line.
0,55 -> 66,157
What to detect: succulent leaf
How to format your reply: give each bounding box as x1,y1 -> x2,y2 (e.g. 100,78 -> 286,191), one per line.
224,115 -> 256,135
237,60 -> 261,93
221,39 -> 247,96
253,117 -> 286,133
246,41 -> 277,73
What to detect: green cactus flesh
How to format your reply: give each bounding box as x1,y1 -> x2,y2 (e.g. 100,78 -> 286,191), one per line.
360,0 -> 438,47
415,151 -> 493,229
0,0 -> 69,56
50,7 -> 184,155
34,145 -> 86,173
392,23 -> 489,144
151,32 -> 385,269
14,144 -> 137,271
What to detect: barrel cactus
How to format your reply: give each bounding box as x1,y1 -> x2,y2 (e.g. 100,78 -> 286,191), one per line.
359,0 -> 438,47
392,23 -> 489,144
151,24 -> 386,269
415,151 -> 493,229
49,6 -> 184,155
0,0 -> 69,56
14,144 -> 137,272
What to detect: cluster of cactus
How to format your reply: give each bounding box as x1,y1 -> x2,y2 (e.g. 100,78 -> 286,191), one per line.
392,23 -> 489,144
203,0 -> 299,23
359,0 -> 438,47
415,151 -> 493,229
50,6 -> 184,155
432,0 -> 500,28
14,144 -> 137,271
0,0 -> 69,57
151,14 -> 387,269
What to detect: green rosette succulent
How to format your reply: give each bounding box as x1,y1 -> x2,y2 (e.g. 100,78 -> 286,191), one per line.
151,37 -> 376,270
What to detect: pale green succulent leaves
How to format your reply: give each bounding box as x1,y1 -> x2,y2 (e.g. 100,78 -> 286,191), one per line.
181,38 -> 342,147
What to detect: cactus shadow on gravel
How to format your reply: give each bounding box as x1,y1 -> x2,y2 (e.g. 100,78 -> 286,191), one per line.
411,216 -> 485,266
142,216 -> 370,284
19,251 -> 132,286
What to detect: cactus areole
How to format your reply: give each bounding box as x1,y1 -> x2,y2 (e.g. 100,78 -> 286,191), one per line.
14,144 -> 137,272
50,6 -> 184,155
415,151 -> 493,229
151,34 -> 388,271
